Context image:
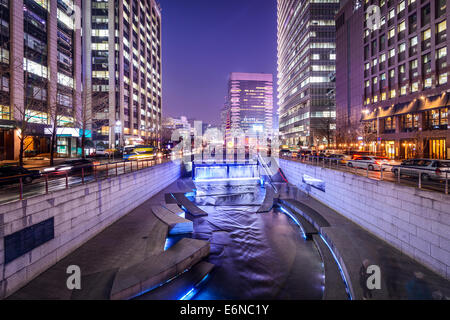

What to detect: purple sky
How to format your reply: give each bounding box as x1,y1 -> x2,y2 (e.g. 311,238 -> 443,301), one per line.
159,0 -> 278,125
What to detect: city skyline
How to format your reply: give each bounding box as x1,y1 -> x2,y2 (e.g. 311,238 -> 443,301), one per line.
159,0 -> 278,125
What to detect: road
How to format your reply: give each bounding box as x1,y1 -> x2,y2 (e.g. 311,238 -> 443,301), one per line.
282,156 -> 449,194
0,158 -> 168,205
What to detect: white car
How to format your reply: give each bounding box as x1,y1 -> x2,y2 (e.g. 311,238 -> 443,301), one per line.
347,156 -> 398,171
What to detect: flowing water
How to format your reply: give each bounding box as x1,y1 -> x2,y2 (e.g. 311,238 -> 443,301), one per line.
188,180 -> 325,300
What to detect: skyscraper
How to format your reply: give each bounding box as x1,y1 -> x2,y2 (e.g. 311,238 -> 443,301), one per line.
335,0 -> 365,145
277,0 -> 340,148
83,0 -> 162,149
223,72 -> 273,140
0,0 -> 82,160
357,0 -> 449,159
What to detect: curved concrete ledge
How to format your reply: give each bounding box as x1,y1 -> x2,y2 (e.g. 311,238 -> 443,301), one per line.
110,238 -> 210,300
171,193 -> 208,217
151,205 -> 193,235
278,198 -> 360,299
134,261 -> 214,300
312,234 -> 350,300
257,187 -> 275,213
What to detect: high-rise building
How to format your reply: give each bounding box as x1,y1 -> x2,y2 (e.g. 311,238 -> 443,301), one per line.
83,0 -> 162,149
358,0 -> 449,159
0,0 -> 82,160
223,72 -> 273,140
277,0 -> 339,148
335,0 -> 365,145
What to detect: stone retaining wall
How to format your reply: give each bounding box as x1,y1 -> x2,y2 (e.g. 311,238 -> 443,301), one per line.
0,161 -> 182,298
279,158 -> 450,279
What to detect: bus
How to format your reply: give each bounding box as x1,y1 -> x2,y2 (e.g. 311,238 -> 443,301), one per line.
123,145 -> 156,161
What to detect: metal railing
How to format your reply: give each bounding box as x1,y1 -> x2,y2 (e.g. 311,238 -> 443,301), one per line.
0,157 -> 174,205
282,154 -> 449,195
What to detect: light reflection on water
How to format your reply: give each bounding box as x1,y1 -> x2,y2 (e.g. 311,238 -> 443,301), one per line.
189,180 -> 324,300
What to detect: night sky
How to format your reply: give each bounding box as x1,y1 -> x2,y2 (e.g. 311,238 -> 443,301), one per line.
159,0 -> 278,125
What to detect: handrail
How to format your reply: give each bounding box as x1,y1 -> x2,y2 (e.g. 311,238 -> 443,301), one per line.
257,154 -> 277,193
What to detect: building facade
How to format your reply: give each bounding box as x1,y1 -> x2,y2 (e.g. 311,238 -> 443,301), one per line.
277,0 -> 339,148
83,0 -> 162,149
359,0 -> 449,159
0,0 -> 82,160
223,72 -> 274,141
335,0 -> 365,147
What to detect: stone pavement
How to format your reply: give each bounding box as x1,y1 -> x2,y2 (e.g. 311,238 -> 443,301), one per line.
7,179 -> 196,300
275,182 -> 450,300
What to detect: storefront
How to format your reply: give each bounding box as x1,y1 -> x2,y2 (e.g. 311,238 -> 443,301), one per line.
427,138 -> 447,159
400,140 -> 417,159
383,140 -> 396,159
44,127 -> 81,158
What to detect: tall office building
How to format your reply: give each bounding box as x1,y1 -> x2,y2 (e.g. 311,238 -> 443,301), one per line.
0,0 -> 82,160
83,0 -> 162,149
335,0 -> 365,144
223,72 -> 273,140
358,0 -> 449,159
277,0 -> 340,147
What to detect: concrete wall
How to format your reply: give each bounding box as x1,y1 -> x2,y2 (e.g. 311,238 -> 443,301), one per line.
279,159 -> 450,280
0,161 -> 181,298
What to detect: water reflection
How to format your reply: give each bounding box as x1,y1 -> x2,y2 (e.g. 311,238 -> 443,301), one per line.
189,180 -> 324,300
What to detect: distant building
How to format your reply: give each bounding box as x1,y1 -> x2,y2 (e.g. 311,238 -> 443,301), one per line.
222,72 -> 274,140
277,0 -> 339,148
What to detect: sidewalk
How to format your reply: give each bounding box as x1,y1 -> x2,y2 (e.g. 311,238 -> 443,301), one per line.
275,182 -> 450,300
7,179 -> 196,300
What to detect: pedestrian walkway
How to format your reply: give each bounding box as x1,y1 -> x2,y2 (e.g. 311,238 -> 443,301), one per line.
275,183 -> 450,300
7,179 -> 200,300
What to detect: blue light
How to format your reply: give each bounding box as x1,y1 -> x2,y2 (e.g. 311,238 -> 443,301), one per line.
194,177 -> 260,182
319,234 -> 353,300
278,206 -> 307,240
179,288 -> 196,300
178,273 -> 211,300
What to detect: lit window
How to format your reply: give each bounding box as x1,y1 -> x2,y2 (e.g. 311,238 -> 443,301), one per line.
380,53 -> 386,62
398,1 -> 405,12
424,77 -> 432,88
439,73 -> 448,85
423,28 -> 431,41
437,47 -> 447,59
398,20 -> 406,32
437,20 -> 447,33
411,82 -> 419,92
399,42 -> 406,52
388,28 -> 395,39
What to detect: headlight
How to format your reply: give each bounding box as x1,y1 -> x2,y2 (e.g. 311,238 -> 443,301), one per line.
43,167 -> 56,172
157,153 -> 163,157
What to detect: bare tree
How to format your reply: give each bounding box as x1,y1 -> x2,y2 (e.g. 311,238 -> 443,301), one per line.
315,117 -> 335,147
6,55 -> 49,166
75,83 -> 109,158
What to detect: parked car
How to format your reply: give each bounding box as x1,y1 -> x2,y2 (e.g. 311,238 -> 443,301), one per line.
0,166 -> 41,185
42,159 -> 94,176
391,159 -> 450,181
346,156 -> 393,171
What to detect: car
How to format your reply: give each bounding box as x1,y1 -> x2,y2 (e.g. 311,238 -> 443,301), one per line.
325,154 -> 352,165
346,156 -> 393,171
279,149 -> 291,157
391,159 -> 450,181
42,159 -> 94,176
0,166 -> 41,185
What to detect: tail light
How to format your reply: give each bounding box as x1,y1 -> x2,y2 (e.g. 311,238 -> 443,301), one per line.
436,168 -> 441,175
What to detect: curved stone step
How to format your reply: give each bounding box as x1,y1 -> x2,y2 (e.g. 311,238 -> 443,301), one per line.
134,261 -> 214,300
110,238 -> 210,300
152,205 -> 193,235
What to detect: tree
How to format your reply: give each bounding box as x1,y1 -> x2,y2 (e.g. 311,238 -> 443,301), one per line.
8,56 -> 49,166
315,117 -> 335,147
75,81 -> 109,158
